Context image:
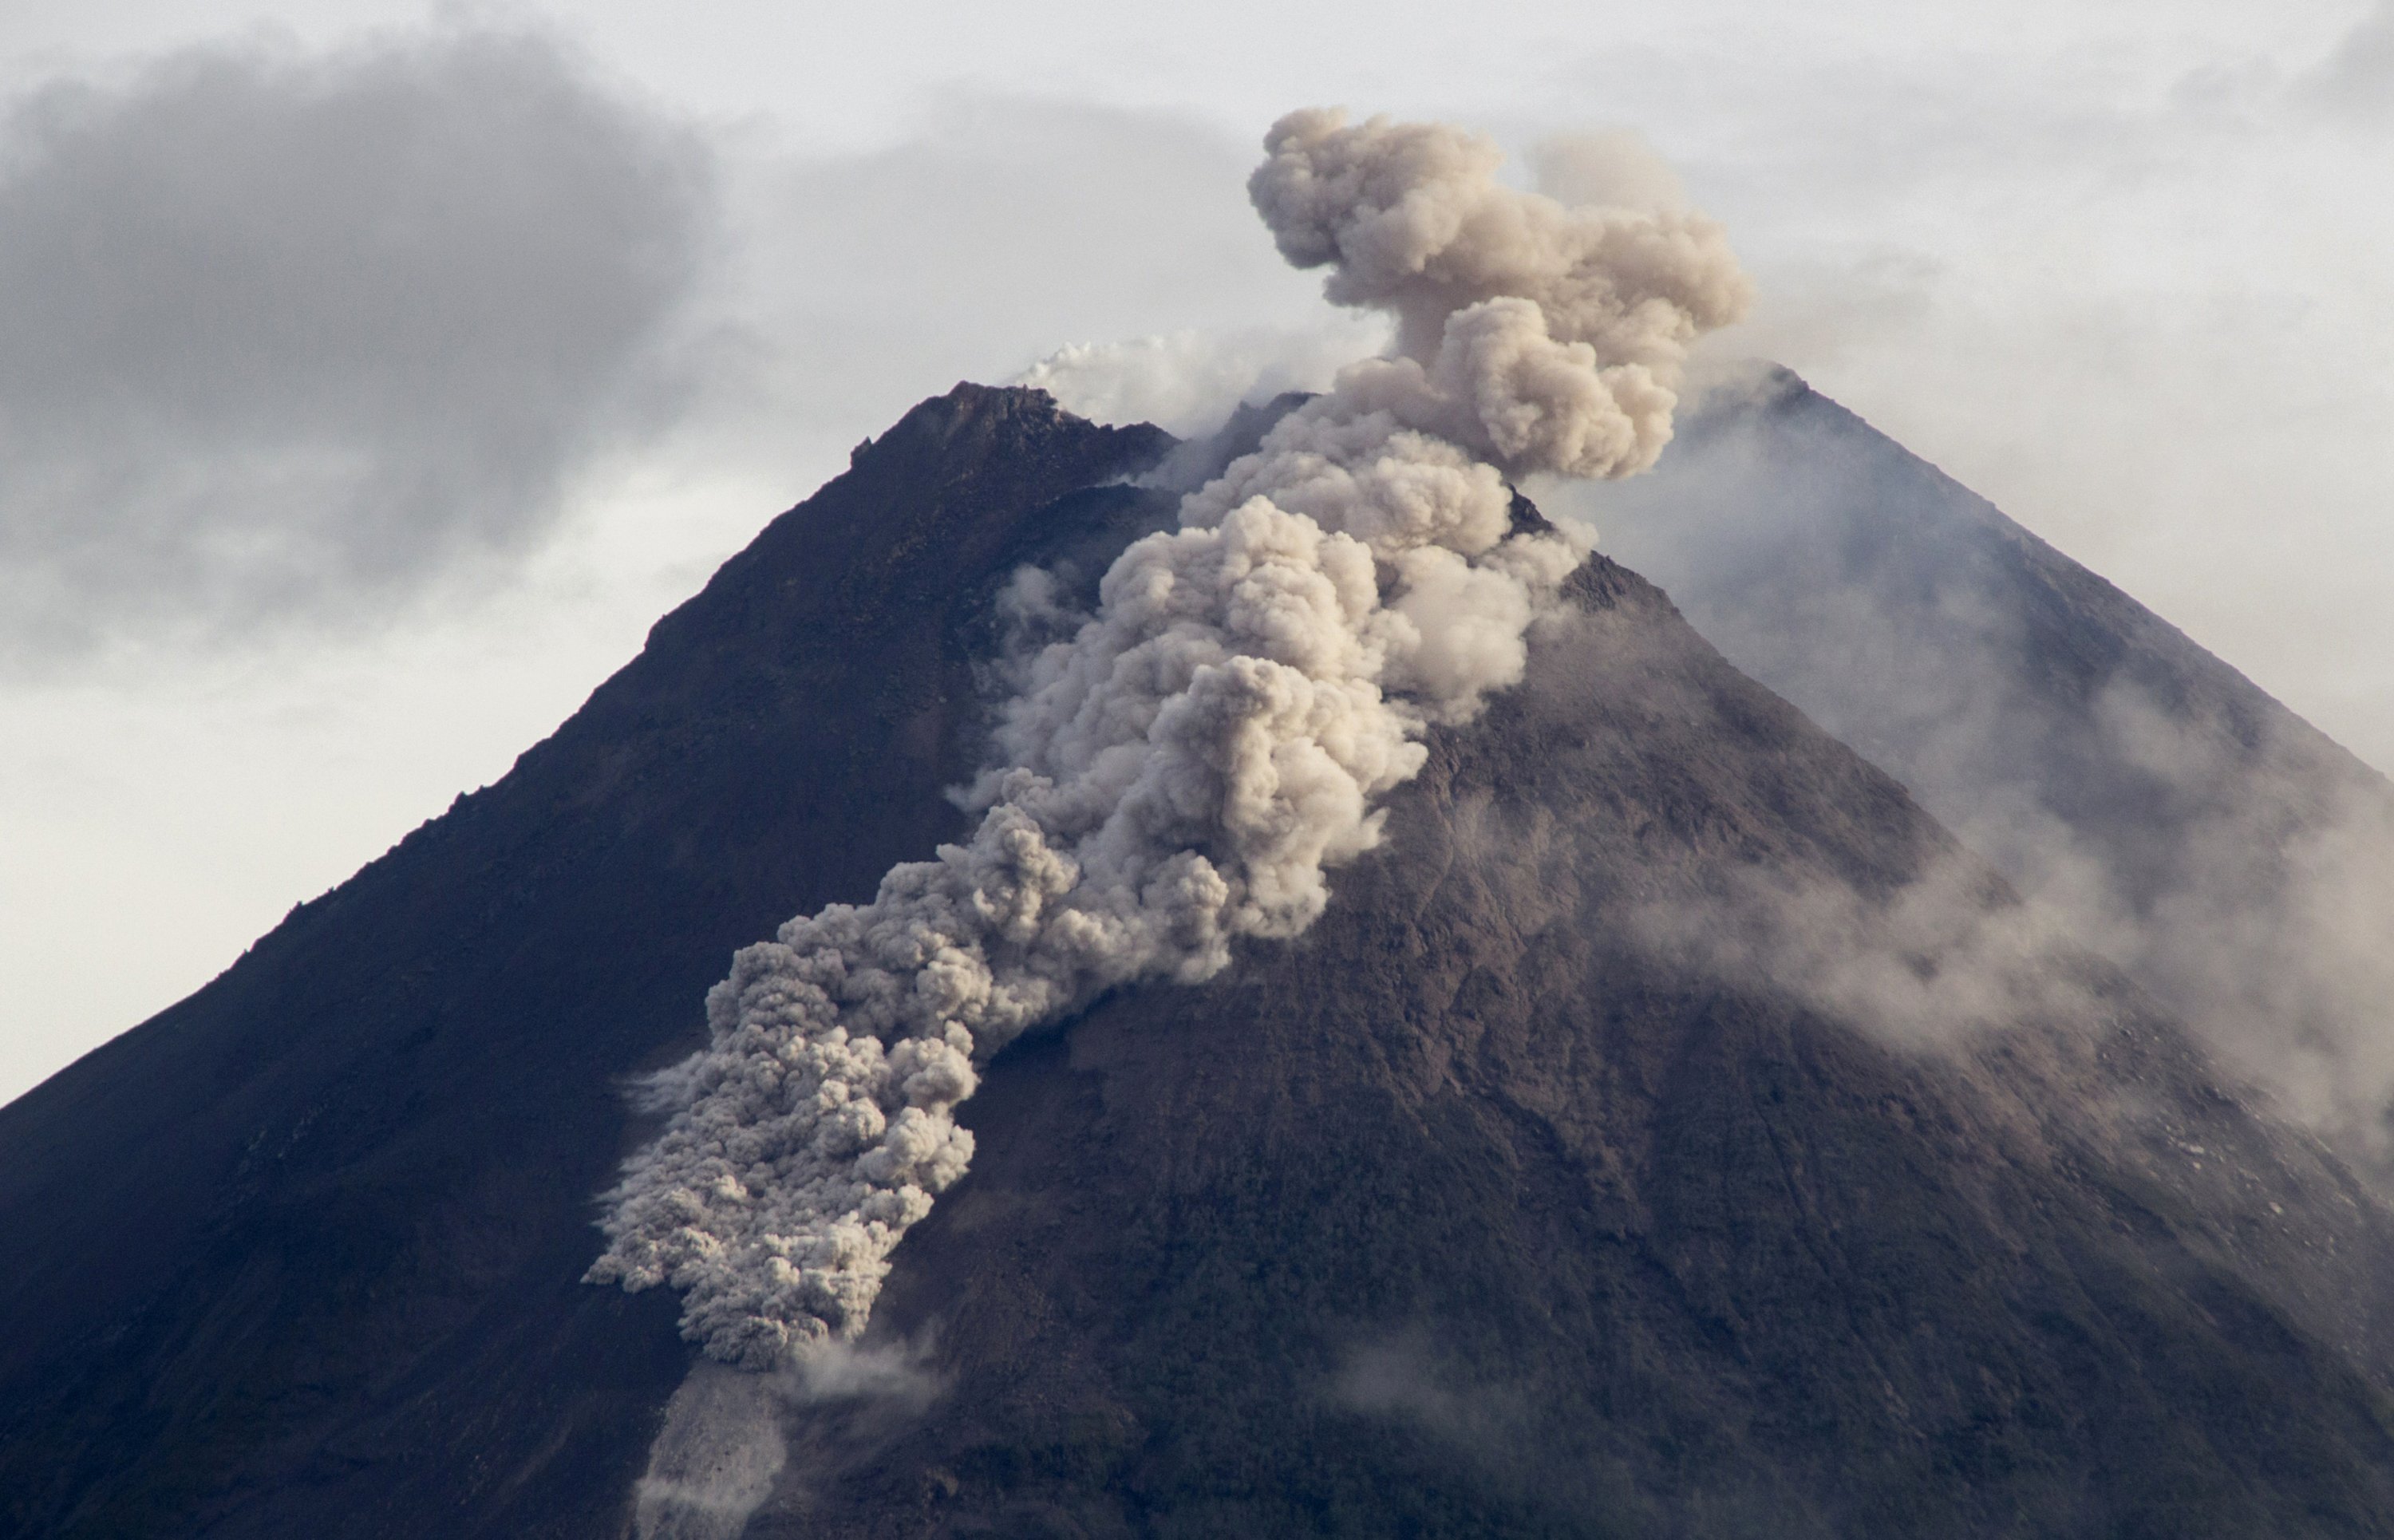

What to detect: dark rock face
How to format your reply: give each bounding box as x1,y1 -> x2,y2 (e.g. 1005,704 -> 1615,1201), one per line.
0,385 -> 1172,1539
7,381 -> 2394,1538
1582,367 -> 2394,1151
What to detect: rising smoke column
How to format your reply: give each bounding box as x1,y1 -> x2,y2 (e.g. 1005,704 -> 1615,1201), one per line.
587,108 -> 1752,1369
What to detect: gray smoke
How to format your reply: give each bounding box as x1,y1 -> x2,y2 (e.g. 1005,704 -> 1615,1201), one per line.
587,108 -> 1748,1369
1247,108 -> 1752,478
1624,844 -> 2102,1056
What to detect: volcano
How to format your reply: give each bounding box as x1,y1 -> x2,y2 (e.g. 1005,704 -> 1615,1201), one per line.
7,381 -> 2394,1539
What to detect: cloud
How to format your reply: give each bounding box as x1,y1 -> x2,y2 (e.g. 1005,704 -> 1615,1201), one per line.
1543,22 -> 2394,767
2307,1 -> 2394,120
0,24 -> 714,665
689,94 -> 1340,455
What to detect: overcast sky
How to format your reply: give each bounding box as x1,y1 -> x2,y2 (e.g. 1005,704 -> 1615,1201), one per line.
2,0 -> 2388,1103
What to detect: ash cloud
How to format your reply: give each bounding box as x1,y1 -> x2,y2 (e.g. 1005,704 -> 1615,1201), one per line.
1248,107 -> 1752,472
1013,118 -> 1742,448
587,109 -> 1749,1369
1526,128 -> 1690,215
0,25 -> 713,665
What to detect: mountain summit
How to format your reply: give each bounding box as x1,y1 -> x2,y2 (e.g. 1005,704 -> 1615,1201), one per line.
7,382 -> 2394,1538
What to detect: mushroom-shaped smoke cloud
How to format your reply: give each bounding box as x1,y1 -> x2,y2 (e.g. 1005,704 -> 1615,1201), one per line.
587,109 -> 1751,1368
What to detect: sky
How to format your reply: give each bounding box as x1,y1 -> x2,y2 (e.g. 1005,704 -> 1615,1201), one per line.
2,0 -> 2388,1104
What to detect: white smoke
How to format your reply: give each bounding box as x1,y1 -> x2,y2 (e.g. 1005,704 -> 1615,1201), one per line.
1012,318 -> 1386,437
587,107 -> 1749,1370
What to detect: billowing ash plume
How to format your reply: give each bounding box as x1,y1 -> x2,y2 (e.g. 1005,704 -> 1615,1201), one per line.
1247,107 -> 1751,473
588,108 -> 1750,1368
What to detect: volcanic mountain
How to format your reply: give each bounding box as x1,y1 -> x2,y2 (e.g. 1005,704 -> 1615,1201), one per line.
6,381 -> 2394,1538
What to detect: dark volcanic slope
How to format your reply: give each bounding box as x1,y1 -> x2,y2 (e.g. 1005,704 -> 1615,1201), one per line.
1578,366 -> 2394,1139
0,386 -> 1172,1540
8,384 -> 2394,1539
756,519 -> 2394,1539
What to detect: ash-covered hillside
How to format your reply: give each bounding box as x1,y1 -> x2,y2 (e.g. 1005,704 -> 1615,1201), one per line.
8,383 -> 2394,1538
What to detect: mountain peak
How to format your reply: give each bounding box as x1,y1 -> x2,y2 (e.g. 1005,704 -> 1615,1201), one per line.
849,381 -> 1116,468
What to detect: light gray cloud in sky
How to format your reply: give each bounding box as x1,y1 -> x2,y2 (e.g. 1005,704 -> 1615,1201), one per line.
0,24 -> 713,665
693,95 -> 1337,451
2308,0 -> 2394,118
